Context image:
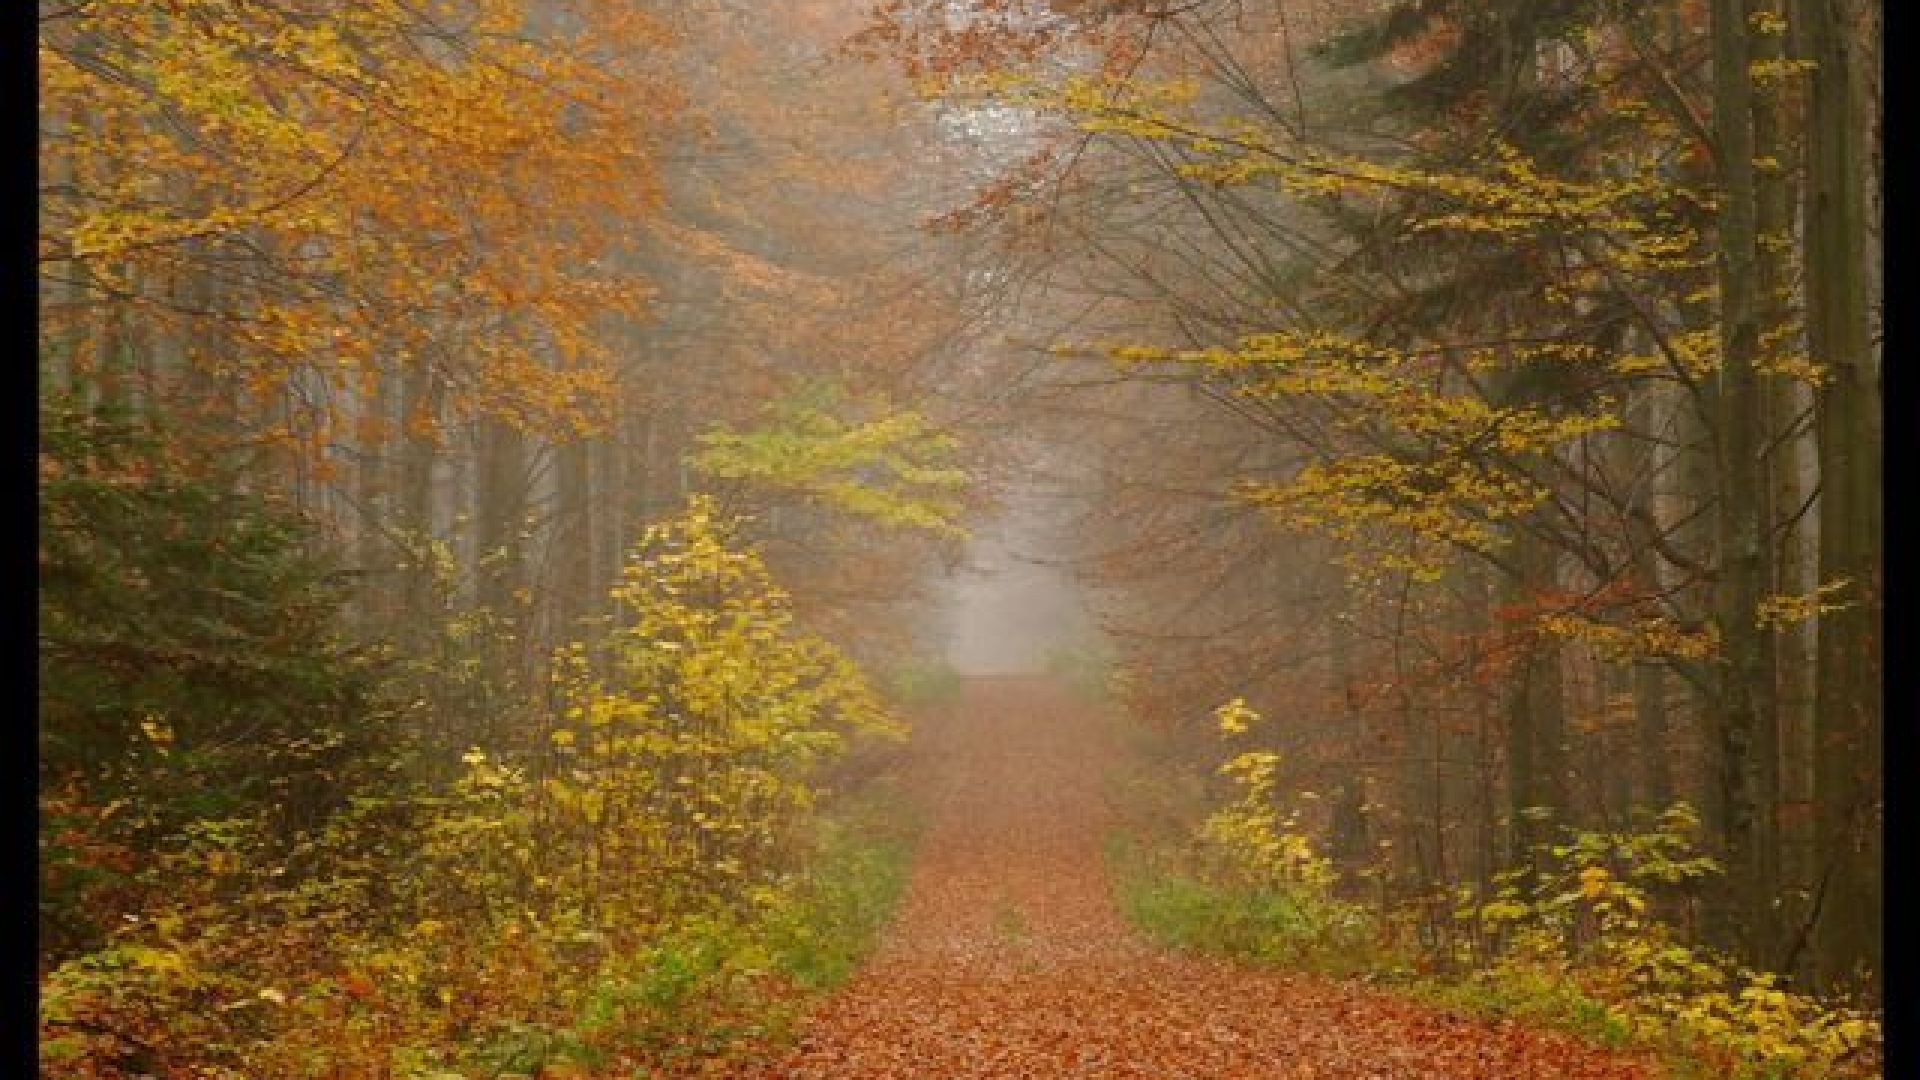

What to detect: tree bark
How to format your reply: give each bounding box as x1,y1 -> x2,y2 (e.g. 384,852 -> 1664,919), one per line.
1800,0 -> 1882,994
398,360 -> 441,645
1505,530 -> 1567,875
554,436 -> 595,633
475,417 -> 528,620
1706,0 -> 1774,961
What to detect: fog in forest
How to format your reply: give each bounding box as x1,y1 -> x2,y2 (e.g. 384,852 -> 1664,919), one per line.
939,482 -> 1098,675
38,0 -> 1884,1074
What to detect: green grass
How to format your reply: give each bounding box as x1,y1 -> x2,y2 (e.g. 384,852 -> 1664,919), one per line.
884,656 -> 965,710
763,787 -> 917,990
1043,641 -> 1118,704
1107,835 -> 1660,1054
1107,834 -> 1403,979
1398,967 -> 1637,1050
991,902 -> 1030,942
554,785 -> 919,1072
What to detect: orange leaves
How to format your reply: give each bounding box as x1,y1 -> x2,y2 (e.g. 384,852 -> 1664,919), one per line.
41,0 -> 679,471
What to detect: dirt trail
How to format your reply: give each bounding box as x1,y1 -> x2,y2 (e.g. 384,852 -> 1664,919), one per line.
726,677 -> 1656,1078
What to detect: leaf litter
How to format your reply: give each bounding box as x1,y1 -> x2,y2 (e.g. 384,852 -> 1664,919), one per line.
700,677 -> 1658,1079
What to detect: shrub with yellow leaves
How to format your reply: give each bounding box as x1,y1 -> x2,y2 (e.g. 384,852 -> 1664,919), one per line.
536,494 -> 905,914
41,495 -> 914,1079
1440,804 -> 1881,1078
1201,700 -> 1335,891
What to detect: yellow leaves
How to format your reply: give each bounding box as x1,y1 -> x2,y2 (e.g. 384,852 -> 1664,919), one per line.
1202,721 -> 1336,892
124,945 -> 191,976
1219,749 -> 1280,785
1478,898 -> 1532,924
1243,454 -> 1546,557
1668,328 -> 1724,377
1755,350 -> 1830,385
1670,972 -> 1885,1072
538,496 -> 905,892
1005,68 -> 1723,320
139,715 -> 174,752
1152,106 -> 1669,241
1756,578 -> 1853,629
1446,805 -> 1881,1075
691,393 -> 969,539
1750,58 -> 1819,84
1608,352 -> 1664,376
42,0 -> 672,468
1049,73 -> 1201,139
1213,697 -> 1256,737
1095,326 -> 1624,579
1576,865 -> 1612,900
1537,612 -> 1722,662
1108,344 -> 1176,365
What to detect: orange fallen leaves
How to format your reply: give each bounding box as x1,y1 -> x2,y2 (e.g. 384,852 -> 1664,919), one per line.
688,679 -> 1658,1080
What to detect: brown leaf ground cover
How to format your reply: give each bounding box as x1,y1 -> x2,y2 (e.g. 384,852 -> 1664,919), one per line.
711,677 -> 1659,1079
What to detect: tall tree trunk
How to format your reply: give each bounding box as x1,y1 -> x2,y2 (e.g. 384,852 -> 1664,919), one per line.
91,111 -> 135,418
42,99 -> 93,398
1707,0 -> 1773,961
554,436 -> 595,633
398,360 -> 442,646
1615,368 -> 1674,811
592,428 -> 626,609
1772,374 -> 1819,983
1459,564 -> 1500,895
1601,665 -> 1634,826
355,362 -> 392,631
1800,0 -> 1881,994
473,415 -> 529,752
475,417 -> 528,620
1504,529 -> 1567,876
1325,581 -> 1371,879
1749,0 -> 1795,965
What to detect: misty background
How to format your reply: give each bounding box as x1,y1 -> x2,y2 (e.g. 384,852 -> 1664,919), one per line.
938,478 -> 1098,675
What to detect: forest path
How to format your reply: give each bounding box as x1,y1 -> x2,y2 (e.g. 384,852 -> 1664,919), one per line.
718,677 -> 1656,1079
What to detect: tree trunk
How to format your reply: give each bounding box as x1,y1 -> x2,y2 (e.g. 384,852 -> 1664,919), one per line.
1800,0 -> 1882,994
355,361 -> 392,631
1504,530 -> 1567,875
1617,370 -> 1675,811
398,360 -> 442,645
1706,0 -> 1773,961
1325,584 -> 1371,875
1750,0 -> 1796,965
476,417 -> 528,620
554,436 -> 595,633
1460,564 -> 1500,895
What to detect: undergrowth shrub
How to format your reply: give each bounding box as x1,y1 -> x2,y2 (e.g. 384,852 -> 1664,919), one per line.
1112,839 -> 1397,976
1110,699 -> 1407,977
39,395 -> 395,961
1113,696 -> 1883,1080
1427,803 -> 1882,1079
40,498 -> 918,1079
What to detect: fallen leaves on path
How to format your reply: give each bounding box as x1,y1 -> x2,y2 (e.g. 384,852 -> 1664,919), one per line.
704,677 -> 1659,1079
